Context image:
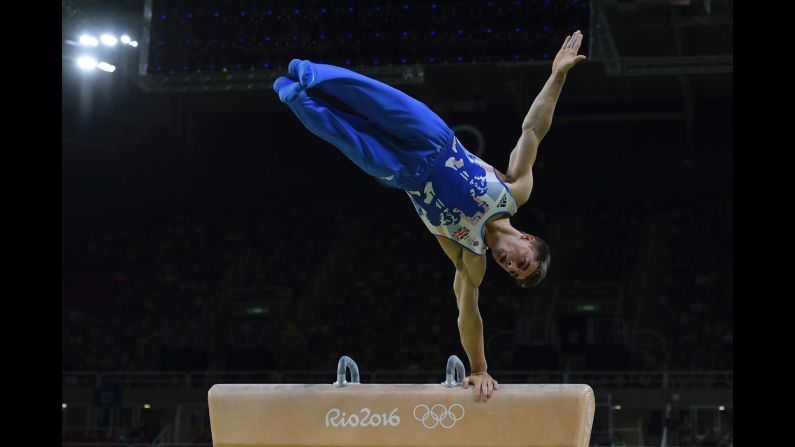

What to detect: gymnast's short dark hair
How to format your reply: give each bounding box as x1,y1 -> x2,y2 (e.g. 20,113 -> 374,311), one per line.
515,235 -> 550,288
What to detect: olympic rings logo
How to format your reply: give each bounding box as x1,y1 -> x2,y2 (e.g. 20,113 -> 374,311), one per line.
413,403 -> 465,429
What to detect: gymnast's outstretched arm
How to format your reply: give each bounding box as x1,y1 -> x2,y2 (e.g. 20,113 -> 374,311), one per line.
506,30 -> 587,206
437,237 -> 500,402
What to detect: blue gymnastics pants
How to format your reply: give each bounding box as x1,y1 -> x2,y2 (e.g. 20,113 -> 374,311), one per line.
273,59 -> 454,190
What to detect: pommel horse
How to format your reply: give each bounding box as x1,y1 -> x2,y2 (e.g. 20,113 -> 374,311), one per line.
209,355 -> 595,447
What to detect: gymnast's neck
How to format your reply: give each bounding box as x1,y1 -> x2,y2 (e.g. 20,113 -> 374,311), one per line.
483,215 -> 518,248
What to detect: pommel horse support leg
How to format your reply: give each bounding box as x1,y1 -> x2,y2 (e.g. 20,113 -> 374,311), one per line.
209,355 -> 595,447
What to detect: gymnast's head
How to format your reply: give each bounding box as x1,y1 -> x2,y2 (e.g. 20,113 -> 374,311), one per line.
490,232 -> 550,288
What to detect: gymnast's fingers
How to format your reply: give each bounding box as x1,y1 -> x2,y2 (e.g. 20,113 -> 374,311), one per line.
561,35 -> 571,50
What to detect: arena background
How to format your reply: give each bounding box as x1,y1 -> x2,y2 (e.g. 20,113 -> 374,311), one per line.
62,0 -> 733,446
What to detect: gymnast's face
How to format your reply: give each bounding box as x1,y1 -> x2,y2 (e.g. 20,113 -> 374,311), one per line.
491,233 -> 540,280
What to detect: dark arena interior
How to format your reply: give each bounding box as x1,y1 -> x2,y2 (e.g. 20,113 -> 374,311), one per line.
62,0 -> 732,446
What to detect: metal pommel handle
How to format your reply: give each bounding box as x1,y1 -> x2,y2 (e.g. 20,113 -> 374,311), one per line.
441,355 -> 467,388
332,355 -> 360,387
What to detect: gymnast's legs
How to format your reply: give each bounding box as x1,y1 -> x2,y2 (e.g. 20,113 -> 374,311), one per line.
273,59 -> 454,189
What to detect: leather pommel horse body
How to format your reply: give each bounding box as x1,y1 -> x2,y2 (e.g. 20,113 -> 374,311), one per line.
208,356 -> 595,447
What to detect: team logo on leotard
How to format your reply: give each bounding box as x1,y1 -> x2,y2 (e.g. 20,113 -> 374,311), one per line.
413,403 -> 465,429
453,227 -> 470,239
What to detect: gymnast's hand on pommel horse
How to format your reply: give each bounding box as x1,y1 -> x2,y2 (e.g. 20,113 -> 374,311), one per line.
274,31 -> 586,401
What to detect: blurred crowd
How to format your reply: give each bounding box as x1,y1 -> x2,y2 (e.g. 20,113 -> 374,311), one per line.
653,195 -> 733,370
63,189 -> 731,373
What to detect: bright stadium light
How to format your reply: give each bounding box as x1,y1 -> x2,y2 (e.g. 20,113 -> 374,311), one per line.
719,406 -> 725,411
100,34 -> 118,46
76,56 -> 98,70
62,403 -> 68,409
143,404 -> 152,409
129,40 -> 139,48
97,62 -> 116,73
613,405 -> 622,410
120,34 -> 131,44
79,34 -> 99,47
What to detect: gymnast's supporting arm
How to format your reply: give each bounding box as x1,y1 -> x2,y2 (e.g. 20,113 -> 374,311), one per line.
455,268 -> 487,373
454,253 -> 500,401
455,252 -> 501,401
436,236 -> 499,401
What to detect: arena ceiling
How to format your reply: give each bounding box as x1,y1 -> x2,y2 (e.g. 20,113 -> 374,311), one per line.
63,0 -> 731,153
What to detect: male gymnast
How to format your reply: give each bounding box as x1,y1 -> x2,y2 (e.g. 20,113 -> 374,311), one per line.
273,31 -> 586,401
